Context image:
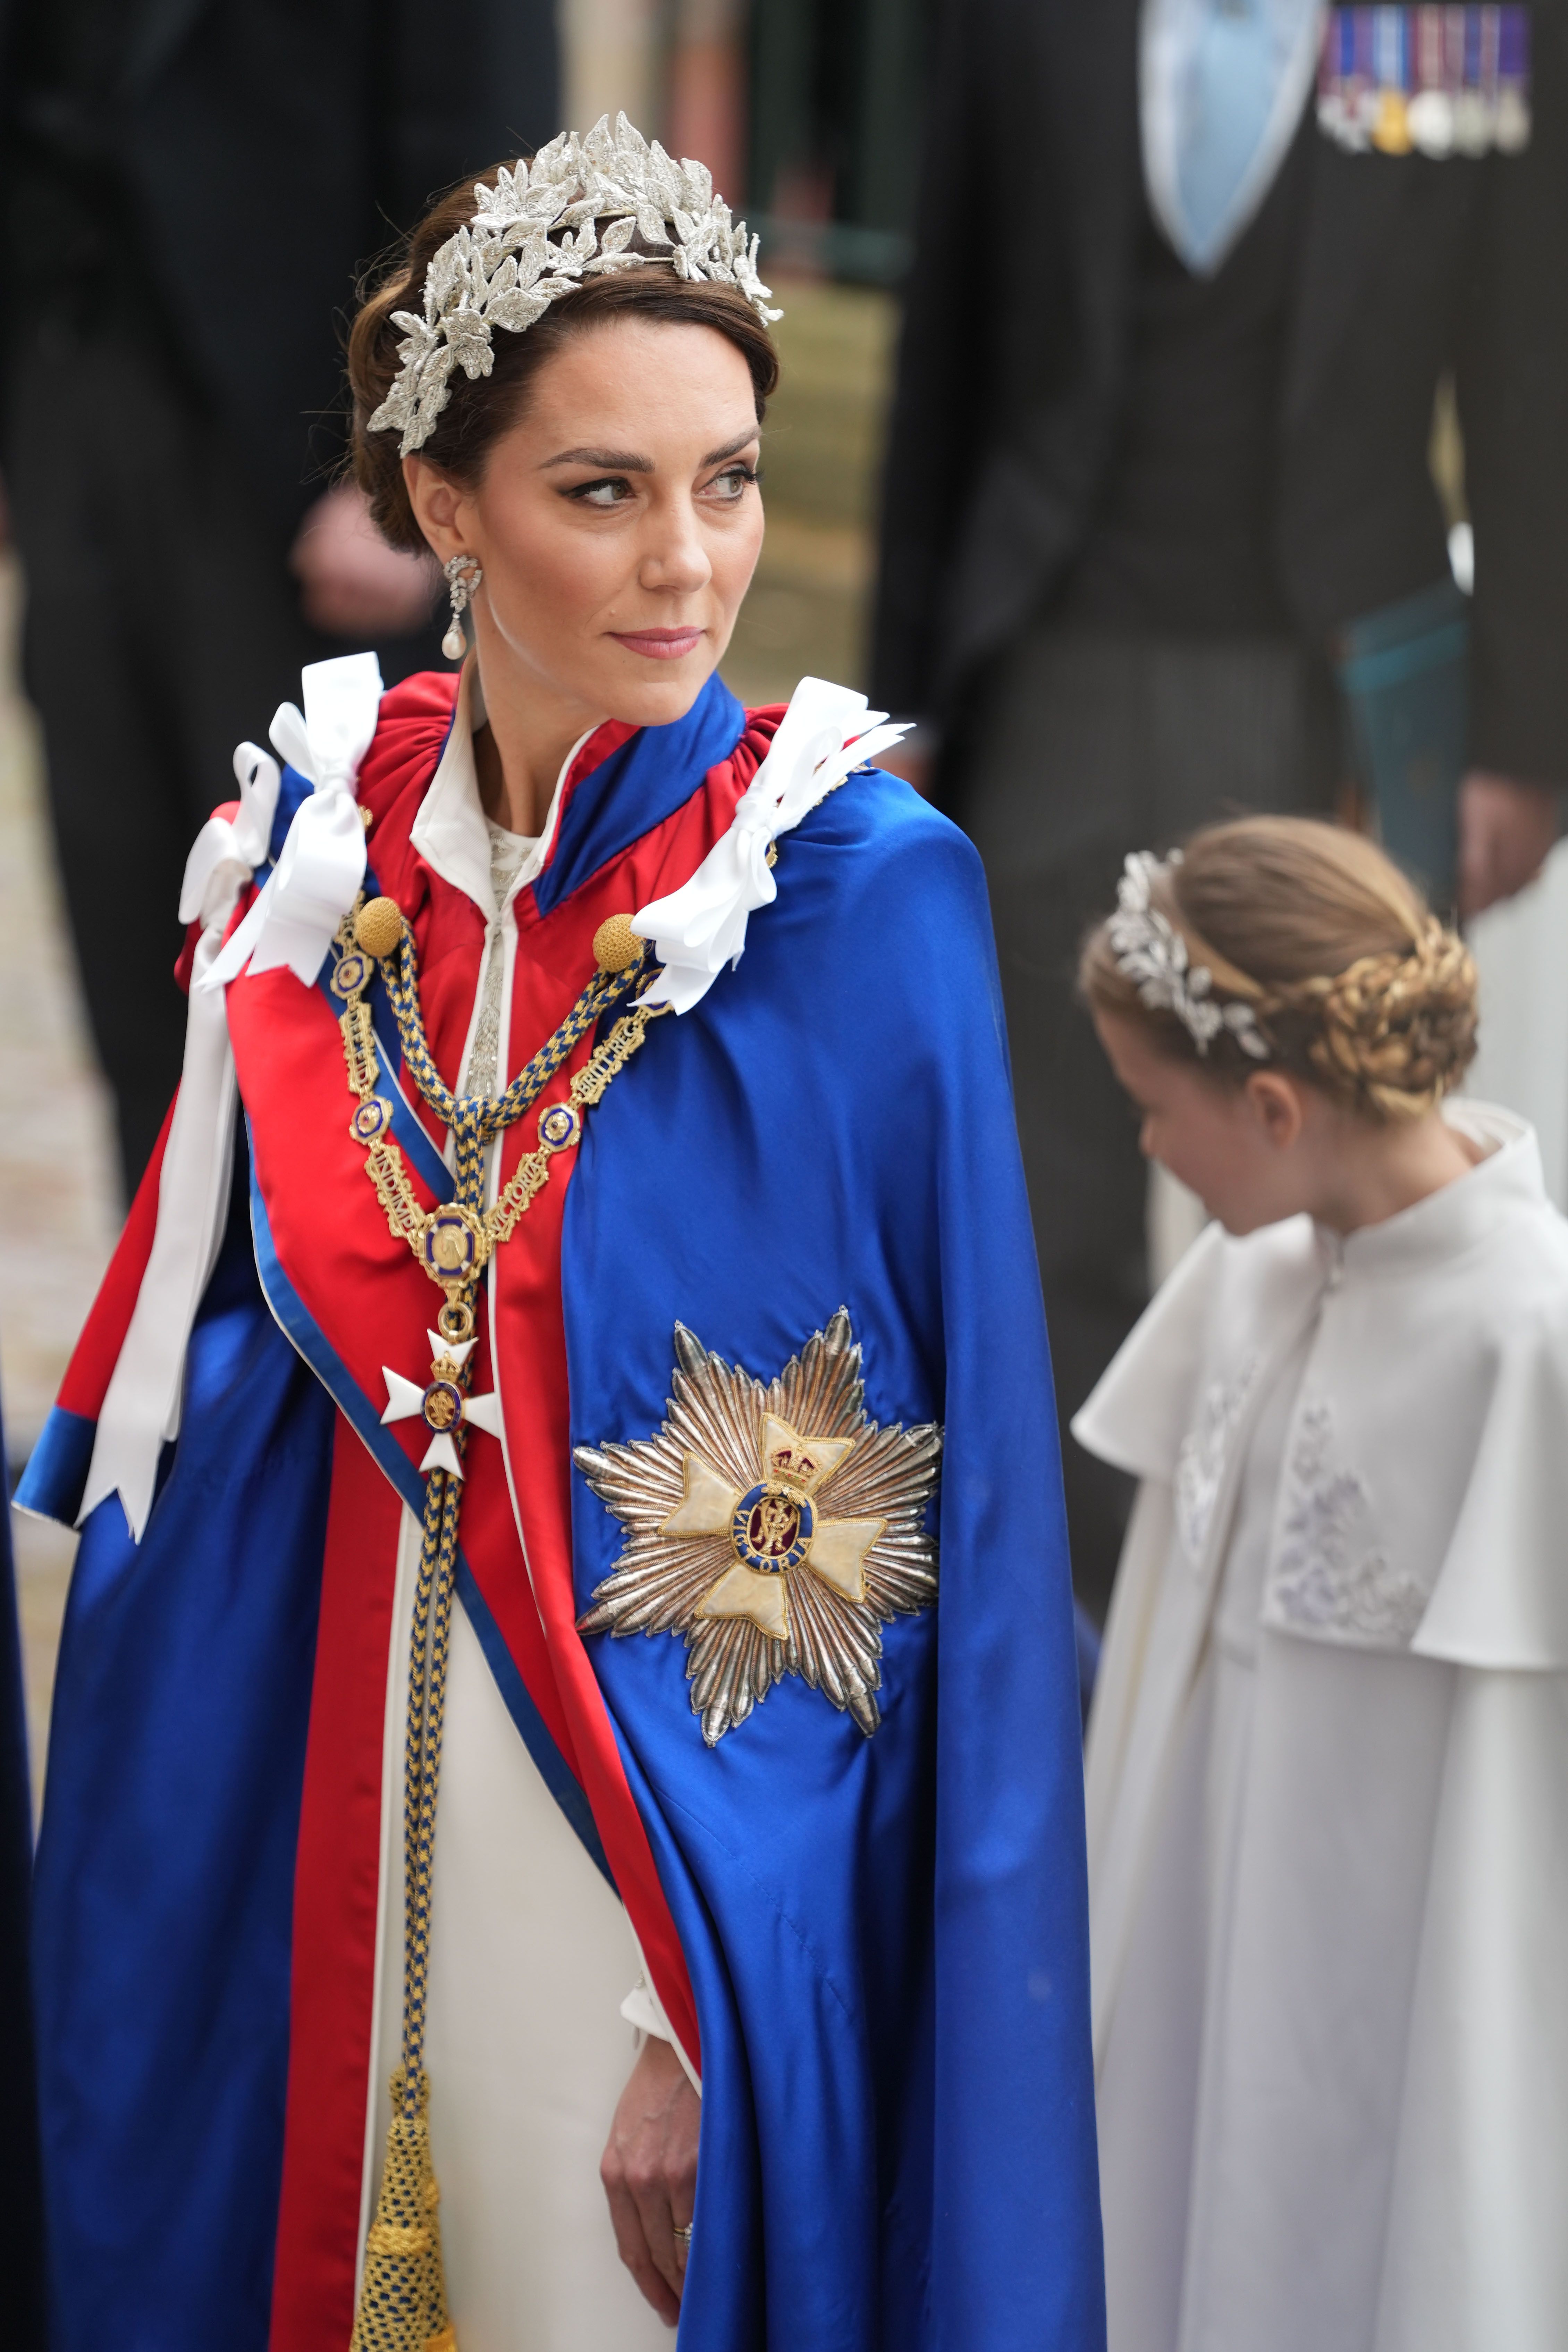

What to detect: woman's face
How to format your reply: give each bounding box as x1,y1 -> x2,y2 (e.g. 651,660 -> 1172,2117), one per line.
405,316 -> 765,731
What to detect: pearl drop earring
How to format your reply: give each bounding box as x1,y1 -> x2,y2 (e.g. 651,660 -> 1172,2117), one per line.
442,554 -> 483,661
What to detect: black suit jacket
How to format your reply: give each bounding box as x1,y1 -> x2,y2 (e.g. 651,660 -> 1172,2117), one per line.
871,0 -> 1568,784
0,0 -> 559,531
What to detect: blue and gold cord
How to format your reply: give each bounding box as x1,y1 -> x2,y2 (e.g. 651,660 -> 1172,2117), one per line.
345,897 -> 649,2352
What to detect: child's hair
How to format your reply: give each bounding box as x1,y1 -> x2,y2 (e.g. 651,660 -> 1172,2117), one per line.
1079,816 -> 1478,1122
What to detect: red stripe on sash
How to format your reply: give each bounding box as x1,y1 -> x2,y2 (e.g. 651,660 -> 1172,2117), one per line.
269,1420 -> 403,2352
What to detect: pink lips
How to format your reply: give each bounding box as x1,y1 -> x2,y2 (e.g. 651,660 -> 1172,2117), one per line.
609,626 -> 704,662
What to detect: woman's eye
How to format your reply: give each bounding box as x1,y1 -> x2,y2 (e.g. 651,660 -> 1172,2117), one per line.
569,477 -> 633,508
705,465 -> 759,501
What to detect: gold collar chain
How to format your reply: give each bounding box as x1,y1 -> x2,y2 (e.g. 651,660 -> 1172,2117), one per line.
333,894 -> 663,1363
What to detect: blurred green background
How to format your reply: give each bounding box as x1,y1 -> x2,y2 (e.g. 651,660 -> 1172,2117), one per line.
720,280 -> 897,706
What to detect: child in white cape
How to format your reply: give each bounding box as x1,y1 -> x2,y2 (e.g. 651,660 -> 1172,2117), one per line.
1076,817 -> 1568,2352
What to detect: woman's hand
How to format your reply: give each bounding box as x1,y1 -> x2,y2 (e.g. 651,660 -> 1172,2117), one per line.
600,2034 -> 700,2326
1458,771 -> 1559,918
288,483 -> 438,639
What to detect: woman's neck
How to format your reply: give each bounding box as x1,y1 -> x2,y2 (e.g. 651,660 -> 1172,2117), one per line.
468,644 -> 608,837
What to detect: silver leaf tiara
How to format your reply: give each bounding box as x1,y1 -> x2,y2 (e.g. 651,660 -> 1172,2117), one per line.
1107,853 -> 1271,1060
368,112 -> 783,458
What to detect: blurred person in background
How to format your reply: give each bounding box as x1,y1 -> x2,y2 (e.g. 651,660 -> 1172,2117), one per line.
872,0 -> 1568,1620
0,0 -> 559,1198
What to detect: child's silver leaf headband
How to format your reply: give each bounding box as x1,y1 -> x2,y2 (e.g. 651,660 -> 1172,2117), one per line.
1108,852 -> 1271,1060
368,112 -> 783,459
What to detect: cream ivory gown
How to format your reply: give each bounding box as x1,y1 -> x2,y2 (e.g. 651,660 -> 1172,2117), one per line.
1076,1103 -> 1568,2352
359,674 -> 674,2351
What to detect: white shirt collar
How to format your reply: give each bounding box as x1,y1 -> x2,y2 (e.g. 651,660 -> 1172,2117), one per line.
408,657 -> 594,919
1332,1101 -> 1548,1278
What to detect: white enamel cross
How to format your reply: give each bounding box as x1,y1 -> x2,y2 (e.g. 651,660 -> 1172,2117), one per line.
381,1330 -> 504,1478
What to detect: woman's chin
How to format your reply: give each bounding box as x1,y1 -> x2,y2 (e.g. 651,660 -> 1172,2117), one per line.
595,647 -> 723,729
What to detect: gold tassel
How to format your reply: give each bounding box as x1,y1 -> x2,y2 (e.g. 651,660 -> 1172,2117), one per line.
351,1461 -> 463,2351
351,2067 -> 456,2352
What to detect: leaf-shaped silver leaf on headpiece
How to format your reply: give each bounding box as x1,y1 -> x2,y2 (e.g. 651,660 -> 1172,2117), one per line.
369,113 -> 783,457
1107,852 -> 1271,1060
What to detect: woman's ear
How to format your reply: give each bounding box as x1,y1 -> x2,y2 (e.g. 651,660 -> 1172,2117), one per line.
1244,1068 -> 1307,1152
402,455 -> 467,563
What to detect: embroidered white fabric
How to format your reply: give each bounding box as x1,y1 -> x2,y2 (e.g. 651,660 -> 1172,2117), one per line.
1174,1356 -> 1259,1565
1268,1402 -> 1430,1646
461,821 -> 534,1101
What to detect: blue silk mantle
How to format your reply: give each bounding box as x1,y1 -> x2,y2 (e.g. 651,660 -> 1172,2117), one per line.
23,672 -> 1105,2350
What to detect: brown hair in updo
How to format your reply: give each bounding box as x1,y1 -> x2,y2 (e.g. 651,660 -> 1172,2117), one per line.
1079,817 -> 1479,1122
348,164 -> 782,554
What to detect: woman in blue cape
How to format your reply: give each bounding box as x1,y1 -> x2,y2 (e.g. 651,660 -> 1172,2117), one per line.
20,116 -> 1104,2352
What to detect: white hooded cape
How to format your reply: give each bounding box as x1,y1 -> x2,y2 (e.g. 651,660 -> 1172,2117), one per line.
1076,1103 -> 1568,2352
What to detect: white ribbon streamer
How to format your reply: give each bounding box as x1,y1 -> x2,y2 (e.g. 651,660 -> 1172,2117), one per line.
201,651 -> 383,992
79,741 -> 285,1539
633,676 -> 911,1015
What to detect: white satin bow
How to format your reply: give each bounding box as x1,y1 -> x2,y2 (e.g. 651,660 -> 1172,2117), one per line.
178,739 -> 282,932
201,651 -> 383,991
633,676 -> 911,1015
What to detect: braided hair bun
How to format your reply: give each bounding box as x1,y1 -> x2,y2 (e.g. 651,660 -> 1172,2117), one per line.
1081,817 -> 1479,1122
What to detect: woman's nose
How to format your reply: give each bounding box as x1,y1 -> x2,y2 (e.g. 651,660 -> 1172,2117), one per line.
639,500 -> 713,596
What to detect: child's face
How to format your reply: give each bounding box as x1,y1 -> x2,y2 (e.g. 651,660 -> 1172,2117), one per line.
1093,1011 -> 1318,1236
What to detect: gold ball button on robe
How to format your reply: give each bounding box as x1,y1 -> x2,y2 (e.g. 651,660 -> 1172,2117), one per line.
356,896 -> 406,960
592,913 -> 642,973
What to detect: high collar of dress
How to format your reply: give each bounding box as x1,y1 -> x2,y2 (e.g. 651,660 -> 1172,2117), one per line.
1324,1101 -> 1546,1280
408,657 -> 596,921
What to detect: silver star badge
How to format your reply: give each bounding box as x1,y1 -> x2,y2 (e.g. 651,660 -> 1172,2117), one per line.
575,1309 -> 941,1744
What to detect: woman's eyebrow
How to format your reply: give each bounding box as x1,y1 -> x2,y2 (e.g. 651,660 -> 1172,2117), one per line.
701,429 -> 761,467
540,428 -> 760,474
540,446 -> 652,472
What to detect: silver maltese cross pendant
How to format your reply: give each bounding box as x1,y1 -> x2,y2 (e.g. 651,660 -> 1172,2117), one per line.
380,1330 -> 504,1478
574,1309 -> 941,1744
